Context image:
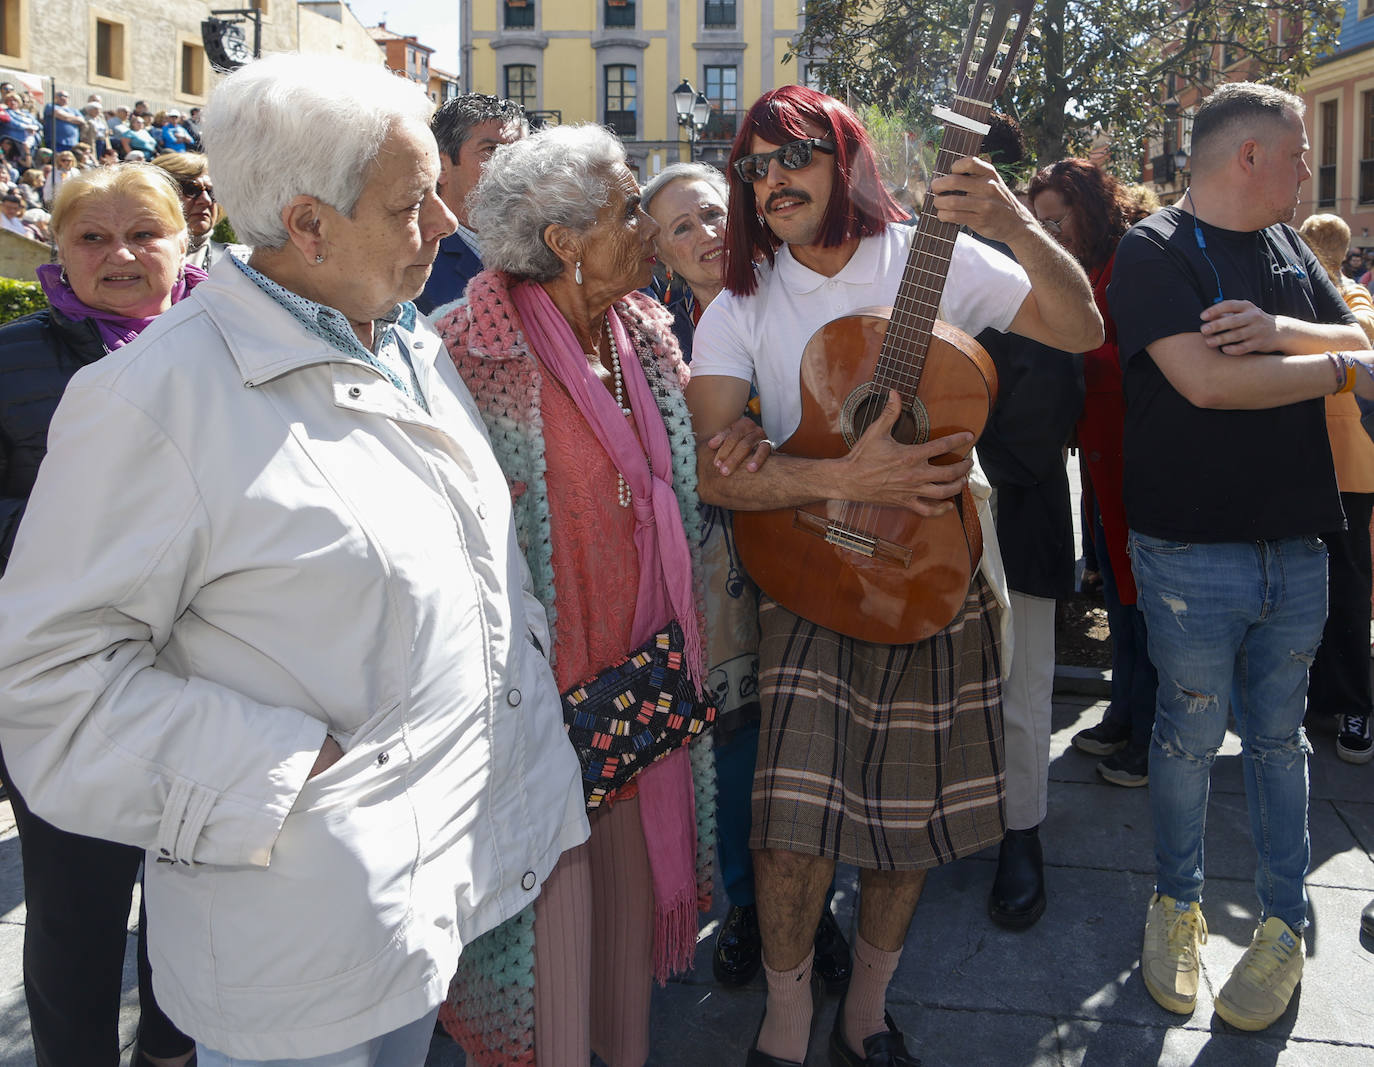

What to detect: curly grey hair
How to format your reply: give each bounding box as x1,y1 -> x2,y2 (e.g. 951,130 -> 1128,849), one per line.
641,162 -> 727,217
469,123 -> 626,282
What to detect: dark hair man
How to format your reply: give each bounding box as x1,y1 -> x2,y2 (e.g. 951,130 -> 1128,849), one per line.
1107,81 -> 1374,1032
686,85 -> 1101,1066
416,93 -> 528,316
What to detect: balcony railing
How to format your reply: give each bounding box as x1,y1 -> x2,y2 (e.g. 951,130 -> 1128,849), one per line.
701,108 -> 740,142
605,1 -> 635,27
704,1 -> 736,27
504,2 -> 534,29
605,110 -> 637,138
1318,165 -> 1336,209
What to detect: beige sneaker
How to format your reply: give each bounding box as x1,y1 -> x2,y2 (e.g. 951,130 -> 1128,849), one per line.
1141,893 -> 1208,1014
1214,916 -> 1304,1031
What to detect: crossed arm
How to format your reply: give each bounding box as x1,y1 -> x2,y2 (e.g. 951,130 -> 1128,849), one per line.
1147,301 -> 1373,410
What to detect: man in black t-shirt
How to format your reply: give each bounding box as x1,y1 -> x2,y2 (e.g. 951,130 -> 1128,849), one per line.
1108,82 -> 1374,1033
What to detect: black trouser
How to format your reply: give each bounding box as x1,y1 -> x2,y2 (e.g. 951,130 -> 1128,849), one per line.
0,748 -> 193,1066
1309,491 -> 1374,721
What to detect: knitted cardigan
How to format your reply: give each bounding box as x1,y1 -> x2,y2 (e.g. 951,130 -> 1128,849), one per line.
432,270 -> 718,1066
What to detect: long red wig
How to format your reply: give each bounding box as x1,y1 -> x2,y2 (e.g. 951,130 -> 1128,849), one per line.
723,86 -> 906,296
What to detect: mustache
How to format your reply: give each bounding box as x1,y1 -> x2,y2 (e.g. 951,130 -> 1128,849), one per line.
765,188 -> 812,212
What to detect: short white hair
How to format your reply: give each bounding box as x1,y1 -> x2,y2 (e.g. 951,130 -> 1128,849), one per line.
470,123 -> 626,282
203,53 -> 434,249
641,162 -> 727,216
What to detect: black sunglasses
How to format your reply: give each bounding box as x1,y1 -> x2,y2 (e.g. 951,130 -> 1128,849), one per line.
177,179 -> 214,202
732,138 -> 835,184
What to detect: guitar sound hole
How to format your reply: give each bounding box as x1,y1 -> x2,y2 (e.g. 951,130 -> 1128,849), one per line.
849,389 -> 929,446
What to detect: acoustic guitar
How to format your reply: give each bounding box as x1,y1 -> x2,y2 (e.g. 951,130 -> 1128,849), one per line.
733,0 -> 1036,646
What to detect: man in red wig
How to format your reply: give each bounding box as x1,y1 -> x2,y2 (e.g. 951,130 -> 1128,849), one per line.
686,86 -> 1102,1066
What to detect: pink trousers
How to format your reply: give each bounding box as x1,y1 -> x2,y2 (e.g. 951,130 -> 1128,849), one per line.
533,795 -> 656,1067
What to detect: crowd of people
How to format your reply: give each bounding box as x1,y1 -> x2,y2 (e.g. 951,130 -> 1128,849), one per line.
0,83 -> 202,241
0,50 -> 1370,1067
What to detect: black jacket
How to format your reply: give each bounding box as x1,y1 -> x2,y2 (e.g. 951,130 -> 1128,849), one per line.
0,308 -> 104,572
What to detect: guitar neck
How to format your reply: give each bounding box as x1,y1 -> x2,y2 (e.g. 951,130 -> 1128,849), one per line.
872,0 -> 1036,403
874,113 -> 990,403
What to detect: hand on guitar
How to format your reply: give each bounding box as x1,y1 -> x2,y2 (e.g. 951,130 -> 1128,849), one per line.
930,156 -> 1035,245
843,390 -> 974,517
706,415 -> 773,477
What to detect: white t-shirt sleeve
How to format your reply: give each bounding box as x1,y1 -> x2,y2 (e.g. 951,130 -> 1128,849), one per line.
689,290 -> 755,382
943,233 -> 1032,337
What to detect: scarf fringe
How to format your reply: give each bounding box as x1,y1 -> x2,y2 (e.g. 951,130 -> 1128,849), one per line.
652,881 -> 699,985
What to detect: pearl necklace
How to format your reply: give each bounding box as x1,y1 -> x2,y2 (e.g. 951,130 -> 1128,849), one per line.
587,316 -> 635,508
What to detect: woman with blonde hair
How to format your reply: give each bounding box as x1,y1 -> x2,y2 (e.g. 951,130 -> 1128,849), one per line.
0,161 -> 201,1067
1297,212 -> 1374,767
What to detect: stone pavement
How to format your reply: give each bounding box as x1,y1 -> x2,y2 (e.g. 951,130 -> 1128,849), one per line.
0,687 -> 1367,1067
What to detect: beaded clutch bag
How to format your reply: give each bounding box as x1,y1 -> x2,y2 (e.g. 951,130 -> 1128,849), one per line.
562,620 -> 716,810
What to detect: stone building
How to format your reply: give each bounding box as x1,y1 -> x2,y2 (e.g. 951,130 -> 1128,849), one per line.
460,0 -> 820,177
0,0 -> 380,119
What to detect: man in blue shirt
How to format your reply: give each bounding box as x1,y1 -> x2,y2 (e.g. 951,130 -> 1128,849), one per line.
42,89 -> 81,152
416,94 -> 527,317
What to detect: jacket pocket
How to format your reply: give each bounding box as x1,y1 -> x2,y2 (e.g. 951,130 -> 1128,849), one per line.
207,774 -> 419,1000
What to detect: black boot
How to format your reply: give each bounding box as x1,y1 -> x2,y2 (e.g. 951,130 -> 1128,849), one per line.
715,903 -> 763,986
987,825 -> 1046,930
813,907 -> 852,994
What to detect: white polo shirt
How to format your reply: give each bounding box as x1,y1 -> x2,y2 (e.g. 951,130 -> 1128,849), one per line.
692,224 -> 1030,443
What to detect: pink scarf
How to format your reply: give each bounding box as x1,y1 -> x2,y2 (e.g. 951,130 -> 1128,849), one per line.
509,279 -> 703,982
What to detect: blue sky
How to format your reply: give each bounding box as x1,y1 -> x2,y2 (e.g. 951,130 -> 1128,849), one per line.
347,0 -> 462,77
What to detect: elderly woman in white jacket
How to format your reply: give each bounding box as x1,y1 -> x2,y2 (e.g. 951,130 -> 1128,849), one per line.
0,54 -> 588,1067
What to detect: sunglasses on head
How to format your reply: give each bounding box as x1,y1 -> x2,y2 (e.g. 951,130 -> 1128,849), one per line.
732,137 -> 835,184
177,179 -> 214,202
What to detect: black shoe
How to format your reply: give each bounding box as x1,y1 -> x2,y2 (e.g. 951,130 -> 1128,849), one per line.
813,907 -> 853,994
1362,896 -> 1374,939
715,904 -> 763,987
828,1005 -> 921,1066
1337,713 -> 1374,764
1071,717 -> 1130,756
1097,744 -> 1149,787
987,825 -> 1046,930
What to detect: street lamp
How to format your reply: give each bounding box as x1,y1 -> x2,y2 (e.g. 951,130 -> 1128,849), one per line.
673,79 -> 710,161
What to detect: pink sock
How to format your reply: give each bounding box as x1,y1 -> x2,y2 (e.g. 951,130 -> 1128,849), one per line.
756,948 -> 815,1062
843,933 -> 902,1052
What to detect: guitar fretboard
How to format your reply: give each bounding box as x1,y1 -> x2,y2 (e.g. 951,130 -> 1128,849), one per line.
873,0 -> 1033,404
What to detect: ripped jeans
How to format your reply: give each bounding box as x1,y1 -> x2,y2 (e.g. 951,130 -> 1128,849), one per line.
1129,532 -> 1327,931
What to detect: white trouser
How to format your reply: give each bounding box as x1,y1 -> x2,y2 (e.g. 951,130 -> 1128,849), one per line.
1002,591 -> 1056,830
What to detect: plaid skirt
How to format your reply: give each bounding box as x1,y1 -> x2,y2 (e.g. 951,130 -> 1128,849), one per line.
751,575 -> 1005,870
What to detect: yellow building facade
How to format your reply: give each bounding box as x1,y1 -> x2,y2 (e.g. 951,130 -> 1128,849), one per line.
459,0 -> 820,176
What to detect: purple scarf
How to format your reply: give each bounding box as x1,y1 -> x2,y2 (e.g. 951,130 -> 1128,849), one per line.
37,262 -> 207,350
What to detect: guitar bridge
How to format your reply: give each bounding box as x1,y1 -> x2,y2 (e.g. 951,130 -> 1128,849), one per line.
793,511 -> 914,567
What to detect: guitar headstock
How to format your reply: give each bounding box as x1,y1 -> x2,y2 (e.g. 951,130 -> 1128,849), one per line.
957,0 -> 1037,110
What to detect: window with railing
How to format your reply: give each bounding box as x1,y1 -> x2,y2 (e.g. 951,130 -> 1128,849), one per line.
703,65 -> 737,139
604,64 -> 637,138
704,1 -> 736,27
605,0 -> 634,27
1318,99 -> 1337,209
1362,91 -> 1374,205
504,0 -> 534,29
505,64 -> 536,109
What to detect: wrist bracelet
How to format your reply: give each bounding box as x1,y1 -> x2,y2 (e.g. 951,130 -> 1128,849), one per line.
1326,351 -> 1345,393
